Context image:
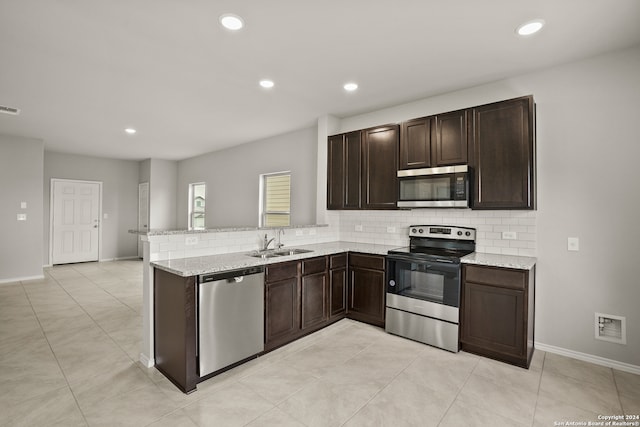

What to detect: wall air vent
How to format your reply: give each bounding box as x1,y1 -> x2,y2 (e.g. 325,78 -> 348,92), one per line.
0,105 -> 20,115
595,312 -> 626,345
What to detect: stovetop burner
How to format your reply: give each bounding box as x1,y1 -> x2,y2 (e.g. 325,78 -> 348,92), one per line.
387,225 -> 476,262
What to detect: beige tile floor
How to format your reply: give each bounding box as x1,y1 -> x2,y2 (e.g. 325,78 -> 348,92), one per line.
1,260 -> 638,426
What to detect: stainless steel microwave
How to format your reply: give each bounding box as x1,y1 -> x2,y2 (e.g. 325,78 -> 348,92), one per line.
397,165 -> 469,208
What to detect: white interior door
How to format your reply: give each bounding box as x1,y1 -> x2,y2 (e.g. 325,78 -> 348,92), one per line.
51,180 -> 101,265
138,182 -> 150,257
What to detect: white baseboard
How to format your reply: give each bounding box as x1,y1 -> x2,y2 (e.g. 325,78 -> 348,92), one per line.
43,264 -> 52,268
139,353 -> 154,368
0,274 -> 45,285
535,341 -> 640,375
100,256 -> 140,262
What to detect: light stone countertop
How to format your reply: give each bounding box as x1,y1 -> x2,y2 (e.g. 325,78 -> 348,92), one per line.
129,223 -> 328,236
151,241 -> 402,277
461,252 -> 536,270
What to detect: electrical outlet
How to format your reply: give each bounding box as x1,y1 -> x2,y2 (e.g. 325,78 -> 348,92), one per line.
568,237 -> 579,251
103,213 -> 109,219
185,236 -> 199,246
295,229 -> 303,236
17,213 -> 27,221
355,224 -> 363,232
309,229 -> 316,235
502,231 -> 517,240
387,226 -> 396,233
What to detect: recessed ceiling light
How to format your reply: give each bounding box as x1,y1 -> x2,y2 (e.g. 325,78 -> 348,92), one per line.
124,128 -> 137,135
259,79 -> 274,88
343,82 -> 358,92
516,19 -> 545,36
219,13 -> 244,31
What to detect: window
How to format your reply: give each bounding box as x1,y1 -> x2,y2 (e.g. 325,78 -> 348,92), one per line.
260,172 -> 291,227
188,182 -> 206,230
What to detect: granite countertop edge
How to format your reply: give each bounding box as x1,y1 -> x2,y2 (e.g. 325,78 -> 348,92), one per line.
151,241 -> 401,277
129,223 -> 329,236
461,252 -> 537,270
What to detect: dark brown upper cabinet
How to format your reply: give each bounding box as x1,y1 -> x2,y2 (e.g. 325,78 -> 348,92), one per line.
470,96 -> 536,210
399,109 -> 468,170
327,131 -> 361,209
361,124 -> 399,209
434,109 -> 469,166
400,116 -> 432,169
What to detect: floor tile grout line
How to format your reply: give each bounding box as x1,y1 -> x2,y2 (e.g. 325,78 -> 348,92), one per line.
19,275 -> 91,427
529,351 -> 547,427
434,353 -> 482,426
53,264 -> 143,366
71,265 -> 140,316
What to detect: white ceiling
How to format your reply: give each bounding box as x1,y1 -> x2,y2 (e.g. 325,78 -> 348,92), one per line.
1,1 -> 639,161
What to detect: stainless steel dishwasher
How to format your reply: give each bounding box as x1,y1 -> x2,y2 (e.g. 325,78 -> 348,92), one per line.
198,266 -> 264,377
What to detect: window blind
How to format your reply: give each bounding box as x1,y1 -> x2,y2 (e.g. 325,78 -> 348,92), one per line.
264,173 -> 290,227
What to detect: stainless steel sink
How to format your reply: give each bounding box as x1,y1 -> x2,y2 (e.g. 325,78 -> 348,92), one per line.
246,248 -> 313,259
273,248 -> 313,256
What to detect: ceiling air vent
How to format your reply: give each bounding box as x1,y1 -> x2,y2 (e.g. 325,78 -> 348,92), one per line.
0,105 -> 21,115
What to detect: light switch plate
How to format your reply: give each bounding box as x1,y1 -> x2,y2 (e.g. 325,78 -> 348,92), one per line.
355,224 -> 363,232
309,229 -> 316,235
17,213 -> 27,221
103,213 -> 109,219
387,226 -> 396,233
295,229 -> 303,236
20,202 -> 27,209
568,237 -> 580,251
185,236 -> 198,246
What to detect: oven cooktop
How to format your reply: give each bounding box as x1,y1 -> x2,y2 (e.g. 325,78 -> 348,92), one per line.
387,246 -> 474,262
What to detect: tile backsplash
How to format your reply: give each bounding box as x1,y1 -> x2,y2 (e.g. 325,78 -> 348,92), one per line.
336,209 -> 536,257
147,209 -> 535,261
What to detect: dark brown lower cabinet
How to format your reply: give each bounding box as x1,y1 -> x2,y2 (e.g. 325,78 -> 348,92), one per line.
347,253 -> 386,327
154,268 -> 198,393
265,261 -> 300,351
301,257 -> 329,331
329,254 -> 348,319
461,264 -> 536,368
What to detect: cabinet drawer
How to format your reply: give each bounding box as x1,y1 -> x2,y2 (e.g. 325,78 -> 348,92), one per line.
349,253 -> 385,271
464,265 -> 526,290
266,261 -> 298,283
302,257 -> 327,276
329,253 -> 347,269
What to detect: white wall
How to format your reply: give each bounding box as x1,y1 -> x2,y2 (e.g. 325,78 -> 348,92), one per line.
148,159 -> 177,230
0,134 -> 44,282
43,151 -> 139,264
320,45 -> 640,367
177,126 -> 318,228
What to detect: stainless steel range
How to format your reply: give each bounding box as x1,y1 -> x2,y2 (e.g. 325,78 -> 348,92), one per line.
386,225 -> 476,352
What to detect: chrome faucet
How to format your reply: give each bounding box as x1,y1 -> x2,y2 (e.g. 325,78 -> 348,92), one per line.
262,234 -> 275,251
276,228 -> 285,249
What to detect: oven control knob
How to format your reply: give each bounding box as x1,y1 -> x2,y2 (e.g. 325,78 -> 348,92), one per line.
465,231 -> 471,236
457,231 -> 463,236
389,280 -> 396,287
411,228 -> 417,234
418,229 -> 423,233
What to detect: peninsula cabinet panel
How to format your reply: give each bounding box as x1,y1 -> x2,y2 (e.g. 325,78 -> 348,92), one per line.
461,264 -> 535,368
434,109 -> 468,166
362,124 -> 399,209
470,96 -> 536,209
154,269 -> 198,393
